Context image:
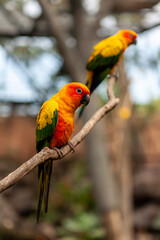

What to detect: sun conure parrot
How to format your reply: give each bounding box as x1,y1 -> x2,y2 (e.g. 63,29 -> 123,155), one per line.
36,82 -> 90,222
78,29 -> 137,117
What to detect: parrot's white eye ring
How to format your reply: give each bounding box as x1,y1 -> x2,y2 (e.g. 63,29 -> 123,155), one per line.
129,33 -> 133,37
76,88 -> 82,94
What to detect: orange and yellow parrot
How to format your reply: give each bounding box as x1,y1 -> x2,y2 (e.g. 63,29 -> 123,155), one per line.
36,82 -> 90,222
79,29 -> 137,117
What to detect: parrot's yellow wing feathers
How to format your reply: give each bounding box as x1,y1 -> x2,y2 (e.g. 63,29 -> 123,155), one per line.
87,37 -> 123,71
36,100 -> 59,152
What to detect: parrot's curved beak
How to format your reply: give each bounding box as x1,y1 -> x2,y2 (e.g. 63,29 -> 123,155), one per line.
80,94 -> 90,105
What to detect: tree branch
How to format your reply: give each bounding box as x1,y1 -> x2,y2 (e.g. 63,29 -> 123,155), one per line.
0,75 -> 119,194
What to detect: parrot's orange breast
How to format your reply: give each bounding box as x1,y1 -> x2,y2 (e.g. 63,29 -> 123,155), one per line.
49,105 -> 74,148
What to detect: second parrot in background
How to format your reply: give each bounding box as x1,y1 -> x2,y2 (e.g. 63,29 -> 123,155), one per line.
78,29 -> 137,117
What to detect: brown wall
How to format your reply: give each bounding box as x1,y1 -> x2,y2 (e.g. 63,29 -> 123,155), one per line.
0,116 -> 37,163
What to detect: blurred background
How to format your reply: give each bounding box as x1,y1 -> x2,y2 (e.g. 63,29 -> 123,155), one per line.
0,0 -> 160,239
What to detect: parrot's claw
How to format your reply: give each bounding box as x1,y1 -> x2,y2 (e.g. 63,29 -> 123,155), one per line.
67,141 -> 75,153
52,147 -> 63,159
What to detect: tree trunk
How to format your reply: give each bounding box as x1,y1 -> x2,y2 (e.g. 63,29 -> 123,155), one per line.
85,95 -> 123,240
116,61 -> 134,240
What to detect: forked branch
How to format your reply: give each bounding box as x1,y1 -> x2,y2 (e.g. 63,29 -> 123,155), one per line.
0,75 -> 119,193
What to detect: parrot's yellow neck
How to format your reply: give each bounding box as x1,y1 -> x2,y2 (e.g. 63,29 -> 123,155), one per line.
52,93 -> 78,114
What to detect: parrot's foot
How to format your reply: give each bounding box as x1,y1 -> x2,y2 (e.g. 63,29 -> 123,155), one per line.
108,73 -> 118,80
52,147 -> 63,159
67,141 -> 75,153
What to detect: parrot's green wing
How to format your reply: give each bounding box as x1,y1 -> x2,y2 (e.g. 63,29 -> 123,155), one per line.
86,52 -> 121,94
86,52 -> 122,71
36,100 -> 58,223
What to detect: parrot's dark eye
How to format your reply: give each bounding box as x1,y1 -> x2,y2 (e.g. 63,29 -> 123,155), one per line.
129,33 -> 133,38
76,88 -> 82,94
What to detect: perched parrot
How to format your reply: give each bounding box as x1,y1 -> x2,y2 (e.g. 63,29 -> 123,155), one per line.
36,82 -> 90,222
78,29 -> 137,117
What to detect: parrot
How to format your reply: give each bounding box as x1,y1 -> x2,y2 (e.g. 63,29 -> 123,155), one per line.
78,29 -> 137,117
36,82 -> 90,222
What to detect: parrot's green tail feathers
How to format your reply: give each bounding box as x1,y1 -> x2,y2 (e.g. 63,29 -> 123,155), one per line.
37,164 -> 44,223
77,78 -> 90,119
44,160 -> 53,213
78,104 -> 85,119
37,160 -> 53,223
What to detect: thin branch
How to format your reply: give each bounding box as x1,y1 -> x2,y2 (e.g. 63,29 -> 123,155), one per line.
137,22 -> 160,33
0,75 -> 119,194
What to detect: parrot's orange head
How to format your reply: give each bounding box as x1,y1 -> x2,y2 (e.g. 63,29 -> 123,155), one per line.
118,29 -> 137,46
59,82 -> 90,109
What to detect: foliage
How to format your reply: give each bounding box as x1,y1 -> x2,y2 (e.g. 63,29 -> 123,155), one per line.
57,212 -> 105,240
